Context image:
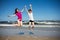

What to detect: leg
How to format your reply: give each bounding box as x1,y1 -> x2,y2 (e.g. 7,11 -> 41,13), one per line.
29,22 -> 31,26
13,20 -> 22,27
31,22 -> 34,29
13,20 -> 18,26
20,21 -> 23,27
29,22 -> 31,30
17,20 -> 20,26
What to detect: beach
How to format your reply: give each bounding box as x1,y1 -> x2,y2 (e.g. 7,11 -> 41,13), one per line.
0,0 -> 60,40
0,24 -> 60,40
0,35 -> 60,40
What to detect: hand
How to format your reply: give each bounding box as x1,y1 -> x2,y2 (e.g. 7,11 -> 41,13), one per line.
25,5 -> 26,8
8,15 -> 12,18
30,4 -> 32,7
8,15 -> 10,17
8,15 -> 12,19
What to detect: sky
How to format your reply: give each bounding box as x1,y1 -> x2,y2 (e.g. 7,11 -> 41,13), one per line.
0,0 -> 60,21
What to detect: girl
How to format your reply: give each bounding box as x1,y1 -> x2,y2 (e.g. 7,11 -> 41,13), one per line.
25,4 -> 34,30
8,8 -> 24,27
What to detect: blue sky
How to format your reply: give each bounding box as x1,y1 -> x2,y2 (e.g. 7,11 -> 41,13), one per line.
0,0 -> 60,21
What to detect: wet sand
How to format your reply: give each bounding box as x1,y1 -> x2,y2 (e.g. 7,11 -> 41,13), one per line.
0,35 -> 60,40
0,24 -> 60,40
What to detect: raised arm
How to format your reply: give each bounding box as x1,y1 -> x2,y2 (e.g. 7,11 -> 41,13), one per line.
30,4 -> 32,10
24,5 -> 28,13
21,7 -> 24,12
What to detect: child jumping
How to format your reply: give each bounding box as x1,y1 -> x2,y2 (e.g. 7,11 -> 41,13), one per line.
25,4 -> 34,30
8,8 -> 24,27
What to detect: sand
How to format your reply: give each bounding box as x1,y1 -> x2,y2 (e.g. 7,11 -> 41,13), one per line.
0,35 -> 60,40
0,25 -> 60,40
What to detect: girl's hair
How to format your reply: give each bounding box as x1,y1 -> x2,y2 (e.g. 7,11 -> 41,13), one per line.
15,8 -> 19,14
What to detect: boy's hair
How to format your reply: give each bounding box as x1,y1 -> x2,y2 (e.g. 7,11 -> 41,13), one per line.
28,9 -> 32,12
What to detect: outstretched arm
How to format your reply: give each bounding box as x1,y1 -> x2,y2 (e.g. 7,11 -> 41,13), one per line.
8,14 -> 16,18
24,5 -> 28,13
30,4 -> 32,10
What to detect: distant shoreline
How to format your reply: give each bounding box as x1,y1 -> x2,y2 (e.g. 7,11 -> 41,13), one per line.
0,20 -> 60,27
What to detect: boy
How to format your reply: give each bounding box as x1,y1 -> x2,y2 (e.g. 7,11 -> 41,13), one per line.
25,4 -> 34,30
